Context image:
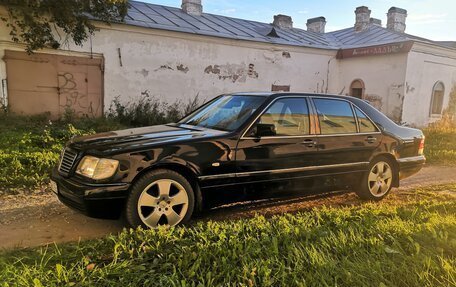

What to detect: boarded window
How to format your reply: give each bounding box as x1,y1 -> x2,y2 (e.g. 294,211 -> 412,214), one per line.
430,82 -> 445,115
271,85 -> 290,92
350,80 -> 364,99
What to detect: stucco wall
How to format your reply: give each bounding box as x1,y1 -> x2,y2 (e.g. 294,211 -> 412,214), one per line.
0,20 -> 339,113
74,24 -> 339,106
402,43 -> 456,127
337,53 -> 408,122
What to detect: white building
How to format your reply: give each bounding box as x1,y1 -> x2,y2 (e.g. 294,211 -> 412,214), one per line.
0,1 -> 455,126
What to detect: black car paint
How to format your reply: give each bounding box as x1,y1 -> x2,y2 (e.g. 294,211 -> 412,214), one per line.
51,93 -> 425,218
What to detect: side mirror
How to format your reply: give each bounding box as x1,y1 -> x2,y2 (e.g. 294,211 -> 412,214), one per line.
251,123 -> 276,137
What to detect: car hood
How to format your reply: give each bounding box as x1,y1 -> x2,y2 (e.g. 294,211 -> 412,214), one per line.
69,124 -> 226,154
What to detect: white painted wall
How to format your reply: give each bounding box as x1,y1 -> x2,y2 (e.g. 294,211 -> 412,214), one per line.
0,19 -> 338,112
402,43 -> 456,126
337,53 -> 408,122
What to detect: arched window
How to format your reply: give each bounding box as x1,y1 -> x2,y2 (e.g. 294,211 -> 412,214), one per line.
430,82 -> 445,115
350,79 -> 365,99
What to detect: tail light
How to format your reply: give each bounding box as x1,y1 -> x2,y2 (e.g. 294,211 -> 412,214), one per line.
418,137 -> 425,155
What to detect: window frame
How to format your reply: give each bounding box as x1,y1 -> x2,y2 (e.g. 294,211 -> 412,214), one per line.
309,96 -> 381,136
429,81 -> 445,116
312,98 -> 358,135
353,106 -> 380,133
241,96 -> 315,139
350,79 -> 365,99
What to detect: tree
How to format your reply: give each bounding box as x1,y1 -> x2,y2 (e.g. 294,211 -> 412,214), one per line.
0,0 -> 129,53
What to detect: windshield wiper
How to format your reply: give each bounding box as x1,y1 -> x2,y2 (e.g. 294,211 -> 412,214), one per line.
174,123 -> 206,131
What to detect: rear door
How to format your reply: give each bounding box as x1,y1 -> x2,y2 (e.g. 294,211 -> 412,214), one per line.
311,97 -> 381,173
235,97 -> 319,184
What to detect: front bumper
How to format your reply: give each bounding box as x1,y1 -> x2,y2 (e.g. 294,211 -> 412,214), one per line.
398,155 -> 426,180
50,167 -> 131,219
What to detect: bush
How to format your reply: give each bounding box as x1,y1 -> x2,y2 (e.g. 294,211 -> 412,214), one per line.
107,91 -> 201,127
423,125 -> 456,165
423,100 -> 456,165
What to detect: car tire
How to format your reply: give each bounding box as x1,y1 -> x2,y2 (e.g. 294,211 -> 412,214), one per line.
125,169 -> 195,229
355,157 -> 396,201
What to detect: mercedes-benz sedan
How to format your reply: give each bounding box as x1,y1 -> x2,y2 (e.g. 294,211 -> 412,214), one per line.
51,93 -> 426,228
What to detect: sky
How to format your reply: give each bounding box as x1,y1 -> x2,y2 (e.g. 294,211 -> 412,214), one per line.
140,0 -> 456,41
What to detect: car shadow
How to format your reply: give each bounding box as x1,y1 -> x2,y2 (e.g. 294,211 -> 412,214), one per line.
195,185 -> 357,222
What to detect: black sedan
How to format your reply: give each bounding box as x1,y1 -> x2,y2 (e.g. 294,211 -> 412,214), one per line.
51,93 -> 426,228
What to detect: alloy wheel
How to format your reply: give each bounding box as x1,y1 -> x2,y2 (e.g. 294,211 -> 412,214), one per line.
367,161 -> 393,197
137,179 -> 189,228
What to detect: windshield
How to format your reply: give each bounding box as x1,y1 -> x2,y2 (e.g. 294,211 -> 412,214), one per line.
179,95 -> 266,131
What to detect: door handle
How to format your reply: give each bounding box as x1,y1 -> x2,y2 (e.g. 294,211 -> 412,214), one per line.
365,136 -> 377,144
302,139 -> 317,148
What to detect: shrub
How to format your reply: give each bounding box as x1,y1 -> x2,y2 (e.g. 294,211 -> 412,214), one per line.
107,91 -> 202,127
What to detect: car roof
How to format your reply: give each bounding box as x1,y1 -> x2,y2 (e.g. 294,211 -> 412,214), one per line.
229,92 -> 354,101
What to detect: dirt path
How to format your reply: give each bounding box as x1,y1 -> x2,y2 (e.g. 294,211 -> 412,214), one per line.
1,165 -> 455,250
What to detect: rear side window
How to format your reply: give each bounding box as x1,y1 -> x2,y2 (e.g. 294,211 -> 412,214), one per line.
313,99 -> 357,134
355,107 -> 378,133
259,98 -> 310,136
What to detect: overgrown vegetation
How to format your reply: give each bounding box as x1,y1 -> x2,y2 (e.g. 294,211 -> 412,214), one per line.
0,184 -> 455,286
423,100 -> 456,165
0,0 -> 129,53
106,92 -> 200,127
0,95 -> 201,190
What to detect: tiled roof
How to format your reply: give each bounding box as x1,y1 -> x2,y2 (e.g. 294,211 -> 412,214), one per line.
123,1 -> 454,51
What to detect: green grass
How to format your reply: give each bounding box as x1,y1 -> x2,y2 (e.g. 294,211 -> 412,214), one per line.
423,127 -> 456,165
0,113 -> 126,189
1,185 -> 455,287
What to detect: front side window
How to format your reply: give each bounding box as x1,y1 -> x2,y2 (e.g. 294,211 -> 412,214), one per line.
258,98 -> 310,136
355,107 -> 378,133
314,98 -> 357,134
430,82 -> 445,115
179,95 -> 266,131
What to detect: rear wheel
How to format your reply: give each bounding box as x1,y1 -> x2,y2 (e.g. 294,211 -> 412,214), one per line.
125,169 -> 195,228
355,158 -> 395,201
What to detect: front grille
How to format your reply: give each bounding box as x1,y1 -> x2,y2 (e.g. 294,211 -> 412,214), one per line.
59,148 -> 78,174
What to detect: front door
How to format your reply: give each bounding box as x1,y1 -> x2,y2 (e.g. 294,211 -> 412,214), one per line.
235,97 -> 319,184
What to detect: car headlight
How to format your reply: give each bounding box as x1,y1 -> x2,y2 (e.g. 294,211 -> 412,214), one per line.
76,156 -> 119,180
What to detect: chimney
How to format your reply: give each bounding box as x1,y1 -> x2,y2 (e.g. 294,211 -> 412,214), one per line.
306,17 -> 326,33
273,14 -> 293,29
182,0 -> 202,16
370,18 -> 382,26
387,7 -> 407,33
354,6 -> 371,32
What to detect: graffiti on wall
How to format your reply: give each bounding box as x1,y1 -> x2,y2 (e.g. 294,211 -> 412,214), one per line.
58,72 -> 99,117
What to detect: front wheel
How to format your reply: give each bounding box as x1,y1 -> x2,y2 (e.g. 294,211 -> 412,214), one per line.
355,158 -> 395,201
125,169 -> 195,228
